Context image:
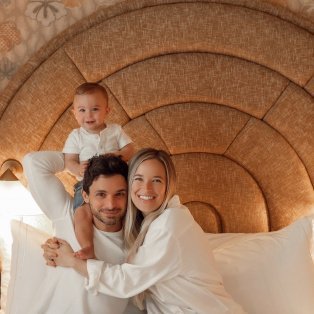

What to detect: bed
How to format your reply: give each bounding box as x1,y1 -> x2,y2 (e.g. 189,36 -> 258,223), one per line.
0,0 -> 313,313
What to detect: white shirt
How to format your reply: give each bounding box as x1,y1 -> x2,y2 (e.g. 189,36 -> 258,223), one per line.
63,123 -> 133,162
86,196 -> 245,314
23,151 -> 142,314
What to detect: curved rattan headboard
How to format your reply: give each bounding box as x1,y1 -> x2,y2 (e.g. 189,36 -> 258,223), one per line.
0,0 -> 313,233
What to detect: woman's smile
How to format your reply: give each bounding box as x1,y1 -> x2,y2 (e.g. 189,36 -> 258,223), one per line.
138,195 -> 155,200
131,159 -> 167,216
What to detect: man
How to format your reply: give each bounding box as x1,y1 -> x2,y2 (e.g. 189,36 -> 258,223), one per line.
23,151 -> 142,313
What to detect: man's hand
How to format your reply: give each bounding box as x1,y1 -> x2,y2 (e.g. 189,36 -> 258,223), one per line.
41,237 -> 60,267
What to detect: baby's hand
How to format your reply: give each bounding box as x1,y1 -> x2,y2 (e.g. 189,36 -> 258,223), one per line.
74,246 -> 95,260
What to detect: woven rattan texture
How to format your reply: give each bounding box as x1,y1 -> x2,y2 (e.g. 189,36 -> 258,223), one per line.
0,0 -> 313,232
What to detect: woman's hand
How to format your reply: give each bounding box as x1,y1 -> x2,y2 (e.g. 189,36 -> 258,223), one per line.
42,237 -> 88,276
53,239 -> 76,268
56,239 -> 89,276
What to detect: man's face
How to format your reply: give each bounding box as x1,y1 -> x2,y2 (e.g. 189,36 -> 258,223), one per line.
82,174 -> 127,232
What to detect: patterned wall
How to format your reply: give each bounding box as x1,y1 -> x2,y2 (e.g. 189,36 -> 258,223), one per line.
0,0 -> 313,93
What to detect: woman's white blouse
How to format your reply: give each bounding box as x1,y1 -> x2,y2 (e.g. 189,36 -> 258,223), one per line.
86,195 -> 244,314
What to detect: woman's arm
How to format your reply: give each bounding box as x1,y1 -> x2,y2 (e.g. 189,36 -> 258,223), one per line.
51,238 -> 88,276
55,228 -> 182,298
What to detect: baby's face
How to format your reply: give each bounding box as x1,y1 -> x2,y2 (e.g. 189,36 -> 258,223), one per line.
73,91 -> 109,133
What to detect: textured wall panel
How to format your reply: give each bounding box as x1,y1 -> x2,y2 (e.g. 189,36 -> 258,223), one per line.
105,53 -> 288,119
186,201 -> 221,233
102,83 -> 131,125
123,116 -> 169,152
264,83 -> 314,185
226,118 -> 314,230
173,153 -> 268,232
40,108 -> 77,152
305,76 -> 314,96
0,49 -> 85,166
64,2 -> 313,85
145,103 -> 250,154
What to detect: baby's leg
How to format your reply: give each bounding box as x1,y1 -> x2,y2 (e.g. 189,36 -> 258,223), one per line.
74,203 -> 95,259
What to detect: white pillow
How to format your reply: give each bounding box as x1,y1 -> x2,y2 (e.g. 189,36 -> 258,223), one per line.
208,215 -> 314,314
5,219 -> 52,314
0,214 -> 52,313
5,215 -> 314,314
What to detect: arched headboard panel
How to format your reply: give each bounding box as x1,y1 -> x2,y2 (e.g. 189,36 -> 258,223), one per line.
104,53 -> 288,118
0,0 -> 313,232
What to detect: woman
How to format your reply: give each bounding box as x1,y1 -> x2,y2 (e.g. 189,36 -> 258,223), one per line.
53,148 -> 244,313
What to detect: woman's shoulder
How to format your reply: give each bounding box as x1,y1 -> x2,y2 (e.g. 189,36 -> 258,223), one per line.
167,195 -> 191,216
154,195 -> 194,229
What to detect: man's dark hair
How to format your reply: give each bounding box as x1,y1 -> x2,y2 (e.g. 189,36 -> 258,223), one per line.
82,154 -> 128,194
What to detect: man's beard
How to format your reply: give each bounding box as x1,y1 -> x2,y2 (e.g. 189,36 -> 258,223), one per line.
89,204 -> 124,226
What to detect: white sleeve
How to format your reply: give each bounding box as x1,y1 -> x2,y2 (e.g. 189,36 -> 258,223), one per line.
85,228 -> 182,298
116,125 -> 133,149
23,151 -> 71,221
63,130 -> 80,154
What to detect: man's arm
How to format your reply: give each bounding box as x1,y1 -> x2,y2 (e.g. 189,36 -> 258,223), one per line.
23,151 -> 71,221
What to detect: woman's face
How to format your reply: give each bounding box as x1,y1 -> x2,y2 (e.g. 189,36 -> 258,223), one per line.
131,158 -> 167,216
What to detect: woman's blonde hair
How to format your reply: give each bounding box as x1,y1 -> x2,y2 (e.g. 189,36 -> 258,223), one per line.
123,148 -> 176,309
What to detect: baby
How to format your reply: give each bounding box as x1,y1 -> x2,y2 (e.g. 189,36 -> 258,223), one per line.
63,82 -> 134,259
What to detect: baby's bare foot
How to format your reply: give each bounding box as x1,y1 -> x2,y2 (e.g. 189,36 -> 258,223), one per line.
74,246 -> 95,260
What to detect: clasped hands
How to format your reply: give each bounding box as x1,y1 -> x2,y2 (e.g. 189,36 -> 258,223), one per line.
41,238 -> 75,268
